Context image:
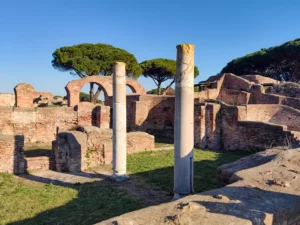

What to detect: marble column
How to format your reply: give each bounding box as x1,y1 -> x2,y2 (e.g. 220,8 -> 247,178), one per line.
174,44 -> 195,196
112,62 -> 127,181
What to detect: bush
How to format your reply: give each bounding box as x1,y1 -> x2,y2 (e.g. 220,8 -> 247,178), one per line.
147,88 -> 167,95
53,95 -> 63,99
273,82 -> 300,98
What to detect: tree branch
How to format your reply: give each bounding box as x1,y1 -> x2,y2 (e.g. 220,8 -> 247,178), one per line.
162,79 -> 175,95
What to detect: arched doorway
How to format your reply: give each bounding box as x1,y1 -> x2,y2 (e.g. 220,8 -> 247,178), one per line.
65,75 -> 146,107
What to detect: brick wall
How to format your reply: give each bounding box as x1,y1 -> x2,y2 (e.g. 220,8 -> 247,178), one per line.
25,156 -> 55,172
194,104 -> 206,148
204,104 -> 221,150
195,103 -> 295,151
0,93 -> 15,107
218,88 -> 251,105
222,73 -> 252,91
127,95 -> 175,131
237,121 -> 291,151
0,105 -> 110,144
241,75 -> 280,84
245,105 -> 300,132
0,134 -> 24,174
77,103 -> 110,128
14,83 -> 35,107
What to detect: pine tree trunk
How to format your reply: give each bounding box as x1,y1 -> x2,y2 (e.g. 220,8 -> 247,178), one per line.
90,83 -> 94,102
158,83 -> 162,95
92,86 -> 102,104
162,79 -> 175,95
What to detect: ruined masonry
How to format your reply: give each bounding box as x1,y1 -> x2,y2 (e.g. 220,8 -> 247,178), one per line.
1,43 -> 300,224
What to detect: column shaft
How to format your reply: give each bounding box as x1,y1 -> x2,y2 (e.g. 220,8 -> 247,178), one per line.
113,62 -> 127,176
174,44 -> 195,195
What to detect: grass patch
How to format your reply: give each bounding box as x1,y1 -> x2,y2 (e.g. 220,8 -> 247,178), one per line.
24,144 -> 52,157
154,142 -> 174,148
0,174 -> 146,225
24,144 -> 52,151
128,149 -> 250,193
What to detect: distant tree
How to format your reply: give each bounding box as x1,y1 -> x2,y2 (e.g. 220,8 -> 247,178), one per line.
221,38 -> 300,82
80,92 -> 103,104
52,43 -> 142,103
140,58 -> 199,95
147,88 -> 167,95
53,95 -> 63,99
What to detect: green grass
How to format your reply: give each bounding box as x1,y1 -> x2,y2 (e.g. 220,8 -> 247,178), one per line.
128,149 -> 250,193
0,148 -> 250,225
24,144 -> 52,157
154,142 -> 174,148
24,144 -> 52,151
0,174 -> 146,225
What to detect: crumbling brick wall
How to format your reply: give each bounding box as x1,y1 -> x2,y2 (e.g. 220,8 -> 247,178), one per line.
245,105 -> 300,132
0,134 -> 24,174
0,93 -> 15,107
25,156 -> 55,172
218,88 -> 251,105
241,75 -> 280,85
14,83 -> 35,107
127,95 -> 175,132
0,105 -> 110,143
194,103 -> 222,150
195,103 -> 295,151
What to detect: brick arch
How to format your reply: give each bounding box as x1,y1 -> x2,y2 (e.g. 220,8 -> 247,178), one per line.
65,75 -> 146,107
126,78 -> 146,94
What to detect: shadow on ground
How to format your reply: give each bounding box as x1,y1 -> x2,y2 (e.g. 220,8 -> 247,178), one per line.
8,150 -> 251,225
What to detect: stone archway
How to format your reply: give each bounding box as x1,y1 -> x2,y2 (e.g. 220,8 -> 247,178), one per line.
65,76 -> 146,107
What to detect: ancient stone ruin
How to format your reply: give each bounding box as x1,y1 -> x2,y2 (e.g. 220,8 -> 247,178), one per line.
1,43 -> 300,224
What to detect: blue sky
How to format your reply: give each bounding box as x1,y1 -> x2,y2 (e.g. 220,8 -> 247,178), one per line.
1,0 -> 300,97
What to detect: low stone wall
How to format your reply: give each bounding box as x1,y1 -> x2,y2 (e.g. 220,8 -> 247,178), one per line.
0,134 -> 24,174
53,126 -> 155,172
99,148 -> 300,225
0,93 -> 15,107
0,104 -> 110,143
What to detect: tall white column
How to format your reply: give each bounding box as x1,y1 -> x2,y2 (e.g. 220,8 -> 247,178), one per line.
112,62 -> 127,181
174,44 -> 195,196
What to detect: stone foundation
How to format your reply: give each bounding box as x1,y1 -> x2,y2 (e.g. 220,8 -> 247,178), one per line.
53,126 -> 155,172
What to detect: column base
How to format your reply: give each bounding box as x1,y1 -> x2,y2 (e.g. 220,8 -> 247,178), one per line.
173,192 -> 192,200
111,173 -> 129,183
